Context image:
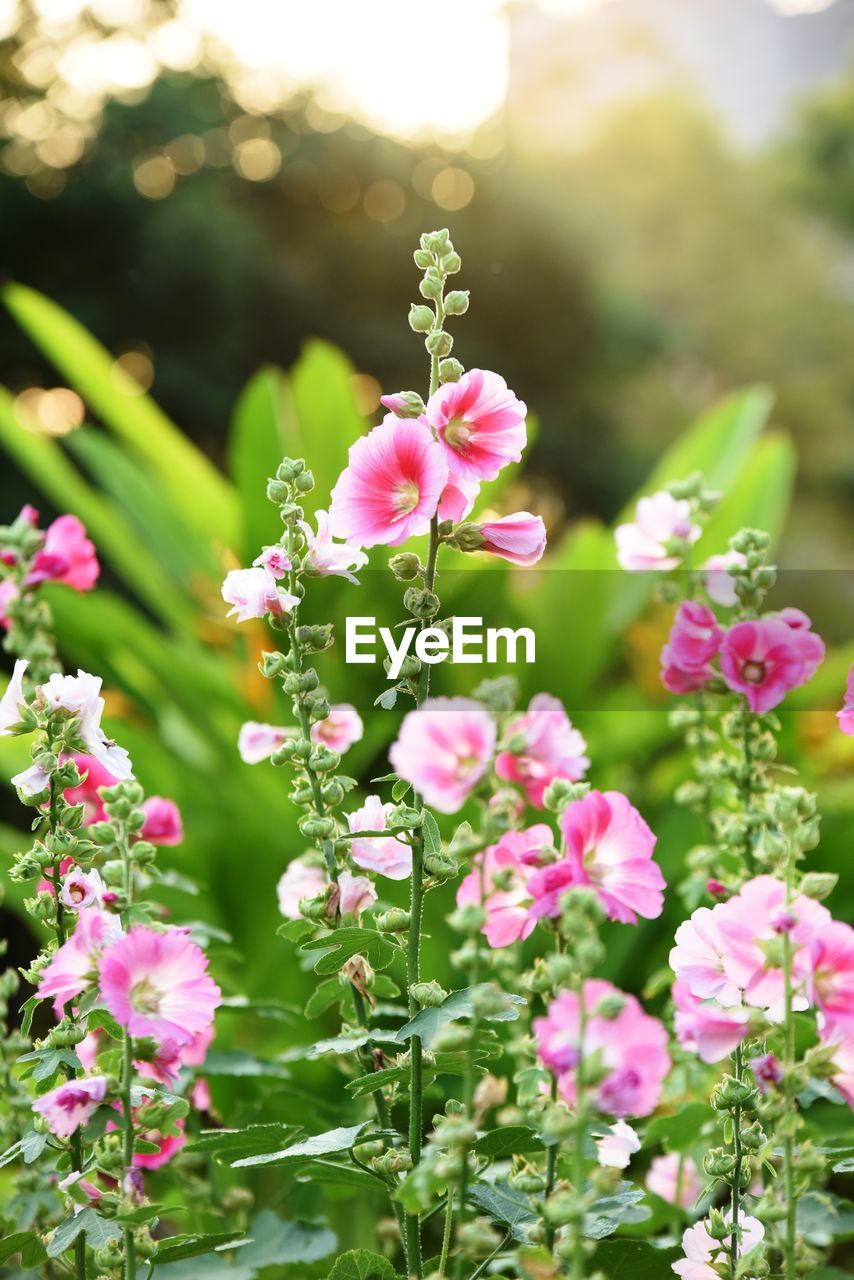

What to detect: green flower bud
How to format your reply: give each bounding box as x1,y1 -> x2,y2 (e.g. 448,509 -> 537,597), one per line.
441,251 -> 462,274
413,248 -> 434,269
439,357 -> 464,383
799,871 -> 838,901
297,814 -> 336,840
425,330 -> 453,358
294,470 -> 315,493
739,1120 -> 766,1151
411,980 -> 448,1007
403,586 -> 440,619
707,1208 -> 730,1241
266,478 -> 290,504
443,290 -> 469,315
389,552 -> 423,581
409,304 -> 434,333
703,1147 -> 736,1177
276,458 -> 304,481
375,908 -> 411,933
453,522 -> 485,552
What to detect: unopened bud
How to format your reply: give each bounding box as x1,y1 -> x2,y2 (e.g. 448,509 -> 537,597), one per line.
409,304 -> 434,333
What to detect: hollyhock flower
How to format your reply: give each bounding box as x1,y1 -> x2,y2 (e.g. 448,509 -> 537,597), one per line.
672,980 -> 749,1064
346,795 -> 412,880
703,550 -> 747,607
719,614 -> 824,714
456,824 -> 553,948
39,908 -> 123,1016
328,416 -> 449,548
672,1213 -> 764,1279
837,663 -> 854,736
750,1052 -> 783,1091
99,926 -> 220,1047
39,670 -> 133,780
0,578 -> 19,628
277,858 -> 328,919
0,658 -> 28,734
615,491 -> 700,572
33,1075 -> 108,1139
59,867 -> 106,911
63,754 -> 118,823
140,796 -> 183,846
534,978 -> 670,1117
301,509 -> 369,583
595,1120 -> 640,1169
135,1039 -> 184,1086
11,762 -> 50,796
252,545 -> 291,577
190,1078 -> 212,1111
336,870 -> 377,918
18,504 -> 39,526
221,566 -> 299,623
311,703 -> 364,754
669,905 -> 743,1007
542,790 -> 665,925
134,1117 -> 187,1170
820,1029 -> 854,1109
58,1169 -> 101,1204
389,697 -> 496,814
438,476 -> 480,523
238,721 -> 289,765
646,1153 -> 701,1209
425,369 -> 527,483
661,601 -> 723,695
495,693 -> 588,808
26,515 -> 99,592
181,1024 -> 214,1068
470,514 -> 547,567
76,1031 -> 102,1072
809,919 -> 854,1037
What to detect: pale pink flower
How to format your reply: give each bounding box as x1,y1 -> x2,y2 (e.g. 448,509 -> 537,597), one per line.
181,1024 -> 214,1068
456,824 -> 553,948
301,509 -> 369,583
0,578 -> 19,628
59,867 -> 106,911
425,369 -> 527,483
11,762 -> 50,796
495,693 -> 588,809
311,703 -> 364,754
221,566 -> 299,623
474,513 -> 547,566
438,476 -> 480,523
277,858 -> 328,919
33,1075 -> 107,1138
703,550 -> 747,607
615,492 -> 700,572
336,869 -> 377,918
595,1120 -> 640,1169
820,1028 -> 854,1109
76,1031 -> 102,1072
719,614 -> 824,714
39,670 -> 133,780
39,908 -> 123,1016
0,658 -> 28,734
672,980 -> 749,1064
18,504 -> 39,526
669,905 -> 743,1007
346,794 -> 411,880
838,662 -> 854,737
190,1078 -> 212,1111
238,721 -> 289,764
646,1153 -> 701,1209
26,515 -> 99,592
99,926 -> 220,1047
534,978 -> 670,1118
672,1213 -> 764,1280
63,753 -> 118,823
328,416 -> 449,548
810,919 -> 854,1038
140,796 -> 183,846
389,696 -> 496,814
661,601 -> 723,695
58,1169 -> 101,1204
252,545 -> 291,577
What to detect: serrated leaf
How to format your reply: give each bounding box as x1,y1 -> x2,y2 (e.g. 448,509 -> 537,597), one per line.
0,1229 -> 47,1267
422,809 -> 441,857
185,1124 -> 301,1159
47,1208 -> 122,1258
593,1238 -> 682,1277
395,984 -> 526,1046
473,1126 -> 545,1158
153,1230 -> 248,1264
327,1248 -> 398,1280
232,1123 -> 368,1169
302,927 -> 396,975
469,1180 -> 537,1242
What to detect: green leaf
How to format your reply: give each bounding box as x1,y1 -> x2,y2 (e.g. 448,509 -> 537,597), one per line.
47,1208 -> 122,1258
346,1045 -> 502,1099
20,1046 -> 81,1084
288,339 -> 367,515
232,1122 -> 368,1170
153,1231 -> 248,1265
185,1124 -> 301,1160
395,985 -> 526,1046
197,1050 -> 291,1079
694,431 -> 795,559
232,1210 -> 336,1270
473,1126 -> 545,1158
422,810 -> 442,859
593,1238 -> 683,1277
277,919 -> 315,943
469,1181 -> 537,1242
305,978 -> 348,1019
584,1184 -> 651,1239
326,1249 -> 399,1280
798,1192 -> 854,1245
302,927 -> 397,975
0,1229 -> 47,1267
643,1103 -> 712,1153
227,366 -> 291,561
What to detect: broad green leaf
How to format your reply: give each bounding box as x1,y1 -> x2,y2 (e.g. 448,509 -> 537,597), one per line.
197,1050 -> 291,1079
695,430 -> 795,558
395,984 -> 526,1046
0,1229 -> 47,1267
47,1208 -> 122,1258
584,1184 -> 651,1239
231,1210 -> 336,1269
185,1124 -> 301,1159
302,927 -> 397,975
469,1180 -> 537,1242
327,1249 -> 398,1280
797,1192 -> 854,1245
227,366 -> 290,561
153,1231 -> 248,1265
593,1238 -> 682,1277
473,1126 -> 545,1158
289,339 -> 367,512
232,1122 -> 368,1169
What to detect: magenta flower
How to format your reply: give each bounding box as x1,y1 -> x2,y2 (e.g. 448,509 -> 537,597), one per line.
425,369 -> 526,483
703,550 -> 747,606
389,696 -> 496,814
456,824 -> 553,948
474,513 -> 547,566
99,926 -> 220,1047
646,1152 -> 701,1209
346,795 -> 411,880
838,662 -> 854,736
277,858 -> 328,919
719,613 -> 824,714
661,601 -> 723,695
140,796 -> 183,846
557,790 -> 665,925
134,1117 -> 187,1170
39,669 -> 133,780
238,721 -> 289,764
495,693 -> 588,809
311,703 -> 364,754
33,1075 -> 108,1139
63,753 -> 119,823
39,908 -> 123,1016
328,416 -> 448,548
615,491 -> 700,572
672,979 -> 749,1064
301,509 -> 369,583
810,919 -> 854,1038
26,515 -> 99,592
438,476 -> 480,523
221,566 -> 300,623
0,578 -> 19,629
336,869 -> 377,918
534,978 -> 670,1117
750,1051 -> 783,1091
135,1038 -> 184,1086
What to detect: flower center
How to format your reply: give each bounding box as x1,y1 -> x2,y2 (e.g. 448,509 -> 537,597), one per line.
443,418 -> 472,452
741,660 -> 766,684
129,978 -> 162,1015
393,480 -> 420,517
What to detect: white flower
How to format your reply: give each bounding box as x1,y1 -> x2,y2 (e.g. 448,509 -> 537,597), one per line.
39,670 -> 133,781
221,567 -> 300,623
11,762 -> 50,797
0,658 -> 29,734
301,509 -> 368,584
59,867 -> 106,911
616,491 -> 701,572
238,721 -> 289,765
703,551 -> 747,607
672,1212 -> 764,1279
594,1119 -> 640,1170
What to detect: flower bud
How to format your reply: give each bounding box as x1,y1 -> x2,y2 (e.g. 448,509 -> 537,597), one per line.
375,908 -> 411,933
389,552 -> 423,581
439,358 -> 464,384
409,304 -> 434,333
410,980 -> 447,1007
425,330 -> 453,358
740,1120 -> 766,1151
443,290 -> 469,315
441,251 -> 462,274
403,587 -> 440,618
413,248 -> 434,269
707,1208 -> 730,1240
266,478 -> 290,504
453,523 -> 486,553
799,871 -> 838,901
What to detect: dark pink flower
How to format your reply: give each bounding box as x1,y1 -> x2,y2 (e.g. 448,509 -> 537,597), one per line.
495,693 -> 588,809
425,369 -> 526,484
438,476 -> 479,523
63,753 -> 119,824
456,824 -> 553,947
26,515 -> 99,592
133,1115 -> 187,1170
838,662 -> 854,736
720,614 -> 824,714
33,1075 -> 107,1138
660,601 -> 723,695
140,796 -> 183,846
474,513 -> 547,566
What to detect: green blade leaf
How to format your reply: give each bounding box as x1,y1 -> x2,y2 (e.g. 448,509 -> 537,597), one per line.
395,984 -> 526,1046
231,1122 -> 368,1169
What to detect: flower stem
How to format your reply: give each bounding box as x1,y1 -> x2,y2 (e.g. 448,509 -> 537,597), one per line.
781,852 -> 797,1280
572,987 -> 588,1280
729,1041 -> 744,1280
119,820 -> 137,1280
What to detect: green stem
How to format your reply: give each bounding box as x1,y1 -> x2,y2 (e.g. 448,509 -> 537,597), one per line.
465,1230 -> 512,1280
438,1188 -> 454,1277
119,822 -> 136,1280
729,1042 -> 744,1280
351,986 -> 408,1249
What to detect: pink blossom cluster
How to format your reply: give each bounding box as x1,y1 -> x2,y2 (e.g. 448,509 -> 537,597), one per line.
238,702 -> 363,765
0,509 -> 99,628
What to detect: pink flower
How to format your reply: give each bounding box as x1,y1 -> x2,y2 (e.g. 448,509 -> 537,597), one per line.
820,1028 -> 854,1109
39,908 -> 123,1016
438,476 -> 480,523
238,721 -> 289,764
456,824 -> 553,948
472,513 -> 547,566
39,670 -> 133,780
534,978 -> 670,1118
669,905 -> 743,1007
76,1031 -> 102,1072
661,602 -> 723,695
672,980 -> 749,1064
99,926 -> 220,1047
181,1025 -> 214,1068
810,919 -> 854,1038
190,1078 -> 212,1111
63,754 -> 118,823
615,492 -> 700,572
33,1075 -> 107,1139
495,693 -> 588,808
221,566 -> 299,623
26,515 -> 99,592
389,696 -> 496,814
135,1039 -> 184,1086
0,578 -> 19,628
328,416 -> 449,548
301,509 -> 369,583
0,658 -> 28,734
720,614 -> 824,714
554,790 -> 665,925
133,1115 -> 187,1170
346,794 -> 411,880
595,1120 -> 640,1169
277,858 -> 328,919
311,703 -> 364,754
749,1052 -> 783,1091
140,796 -> 183,846
672,1213 -> 764,1279
59,867 -> 106,911
703,551 -> 747,607
425,369 -> 527,483
838,663 -> 854,736
336,870 -> 377,918
253,545 -> 291,577
646,1153 -> 701,1209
